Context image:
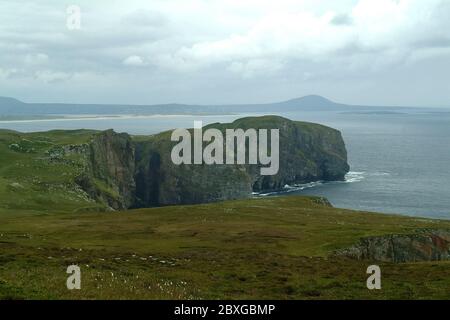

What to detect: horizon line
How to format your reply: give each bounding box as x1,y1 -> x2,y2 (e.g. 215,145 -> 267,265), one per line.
1,94 -> 450,109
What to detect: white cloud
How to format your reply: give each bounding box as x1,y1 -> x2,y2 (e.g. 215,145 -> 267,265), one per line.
228,59 -> 284,79
34,70 -> 72,83
152,0 -> 450,76
123,55 -> 146,66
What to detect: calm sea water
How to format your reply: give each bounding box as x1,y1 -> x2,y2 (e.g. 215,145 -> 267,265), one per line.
278,111 -> 450,220
1,110 -> 450,219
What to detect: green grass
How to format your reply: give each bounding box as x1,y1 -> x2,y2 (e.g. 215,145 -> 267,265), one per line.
0,129 -> 97,213
0,196 -> 449,300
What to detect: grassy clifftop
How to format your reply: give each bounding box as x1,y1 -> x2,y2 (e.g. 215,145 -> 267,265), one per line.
0,116 -> 350,210
0,129 -> 97,213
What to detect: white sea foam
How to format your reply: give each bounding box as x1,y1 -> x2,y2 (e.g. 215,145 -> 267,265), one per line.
256,181 -> 325,196
254,171 -> 372,197
344,171 -> 391,183
345,171 -> 366,183
370,172 -> 391,176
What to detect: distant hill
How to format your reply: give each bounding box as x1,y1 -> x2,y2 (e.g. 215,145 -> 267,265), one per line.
0,97 -> 26,114
0,94 -> 409,117
271,95 -> 345,110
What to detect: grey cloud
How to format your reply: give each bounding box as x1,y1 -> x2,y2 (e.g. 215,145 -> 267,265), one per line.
330,13 -> 353,26
0,0 -> 450,106
413,37 -> 450,49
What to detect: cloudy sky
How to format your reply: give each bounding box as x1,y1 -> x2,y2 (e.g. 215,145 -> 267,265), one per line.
0,0 -> 450,106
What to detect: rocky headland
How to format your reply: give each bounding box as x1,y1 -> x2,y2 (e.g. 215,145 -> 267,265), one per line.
76,116 -> 349,209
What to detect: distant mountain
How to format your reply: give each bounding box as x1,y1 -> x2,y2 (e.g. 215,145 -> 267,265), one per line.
271,95 -> 345,110
0,94 -> 408,117
0,96 -> 26,113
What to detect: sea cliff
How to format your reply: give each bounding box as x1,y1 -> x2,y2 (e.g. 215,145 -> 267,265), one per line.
79,116 -> 349,208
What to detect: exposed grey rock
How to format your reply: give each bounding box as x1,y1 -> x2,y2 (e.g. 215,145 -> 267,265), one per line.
134,116 -> 349,207
334,229 -> 450,262
76,130 -> 136,210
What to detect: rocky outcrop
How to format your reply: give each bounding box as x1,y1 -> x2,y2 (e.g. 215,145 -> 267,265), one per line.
76,116 -> 349,208
134,116 -> 349,207
334,229 -> 450,263
134,133 -> 253,207
228,116 -> 349,192
76,130 -> 136,210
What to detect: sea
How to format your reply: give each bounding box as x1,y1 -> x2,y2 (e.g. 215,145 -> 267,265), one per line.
1,109 -> 450,219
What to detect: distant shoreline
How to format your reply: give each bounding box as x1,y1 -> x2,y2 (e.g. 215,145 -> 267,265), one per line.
0,113 -> 235,123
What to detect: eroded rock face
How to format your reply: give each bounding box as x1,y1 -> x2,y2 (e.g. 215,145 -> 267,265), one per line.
334,230 -> 450,263
134,147 -> 252,207
134,116 -> 349,207
225,116 -> 349,193
76,130 -> 136,210
76,116 -> 349,208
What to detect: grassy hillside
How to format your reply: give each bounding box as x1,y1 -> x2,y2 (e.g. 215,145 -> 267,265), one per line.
1,195 -> 449,300
0,129 -> 100,213
0,128 -> 449,300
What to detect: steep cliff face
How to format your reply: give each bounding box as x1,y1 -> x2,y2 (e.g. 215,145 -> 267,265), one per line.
76,116 -> 349,208
225,116 -> 349,192
134,130 -> 253,207
76,130 -> 136,210
134,116 -> 349,207
334,229 -> 450,262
